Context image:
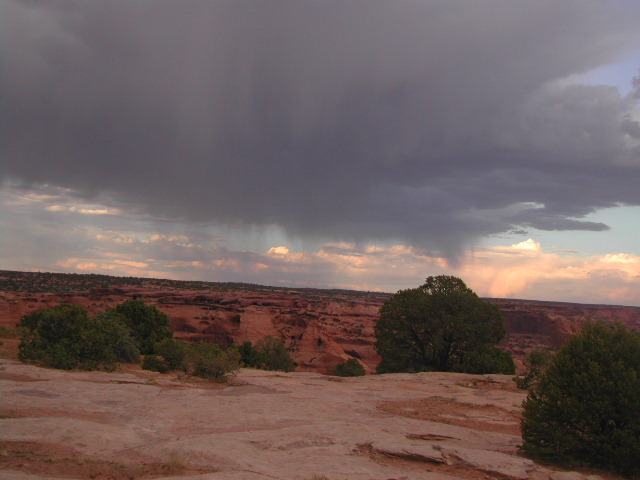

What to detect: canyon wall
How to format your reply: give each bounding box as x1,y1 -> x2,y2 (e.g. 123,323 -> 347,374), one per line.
2,271 -> 640,373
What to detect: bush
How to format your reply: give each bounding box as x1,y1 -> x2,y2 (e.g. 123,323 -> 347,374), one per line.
514,349 -> 553,390
18,303 -> 139,370
94,311 -> 140,361
334,358 -> 366,377
185,342 -> 240,382
236,337 -> 296,372
454,345 -> 516,375
236,341 -> 262,368
521,322 -> 640,478
142,354 -> 169,373
254,336 -> 297,372
375,276 -> 511,374
155,338 -> 188,371
143,340 -> 239,382
110,300 -> 172,354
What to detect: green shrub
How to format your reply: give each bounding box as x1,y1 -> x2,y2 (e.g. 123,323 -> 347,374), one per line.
155,338 -> 188,370
19,304 -> 84,369
142,354 -> 169,373
43,339 -> 83,370
110,300 -> 172,354
254,336 -> 296,372
90,311 -> 140,364
236,337 -> 296,372
521,322 -> 640,478
236,341 -> 262,368
143,340 -> 239,382
334,358 -> 366,377
18,303 -> 139,370
454,345 -> 516,375
185,342 -> 240,382
514,349 -> 553,390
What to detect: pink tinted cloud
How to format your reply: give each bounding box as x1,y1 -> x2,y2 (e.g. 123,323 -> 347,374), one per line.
51,234 -> 640,306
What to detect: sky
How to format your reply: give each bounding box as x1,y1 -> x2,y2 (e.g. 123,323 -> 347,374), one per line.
1,0 -> 640,306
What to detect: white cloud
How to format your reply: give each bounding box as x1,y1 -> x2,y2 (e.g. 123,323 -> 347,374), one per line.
267,246 -> 290,255
461,242 -> 640,304
513,239 -> 541,252
45,205 -> 122,215
114,260 -> 148,268
20,231 -> 640,305
3,183 -> 639,305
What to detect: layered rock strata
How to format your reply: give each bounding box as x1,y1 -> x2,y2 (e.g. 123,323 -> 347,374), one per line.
2,272 -> 639,373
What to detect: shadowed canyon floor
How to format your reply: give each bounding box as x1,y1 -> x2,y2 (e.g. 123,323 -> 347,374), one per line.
0,350 -> 623,480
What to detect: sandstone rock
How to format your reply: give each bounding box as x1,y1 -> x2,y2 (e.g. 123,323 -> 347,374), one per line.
441,446 -> 536,480
371,436 -> 445,463
1,359 -> 609,480
2,271 -> 640,375
542,470 -> 607,480
0,472 -> 71,480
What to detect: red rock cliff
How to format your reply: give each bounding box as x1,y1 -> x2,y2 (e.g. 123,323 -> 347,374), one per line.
2,271 -> 639,373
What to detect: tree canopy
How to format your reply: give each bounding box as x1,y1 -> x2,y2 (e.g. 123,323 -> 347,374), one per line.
375,275 -> 513,374
110,299 -> 172,354
18,303 -> 139,370
521,322 -> 640,478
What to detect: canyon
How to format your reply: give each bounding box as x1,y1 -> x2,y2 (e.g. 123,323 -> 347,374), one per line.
2,270 -> 640,374
2,271 -> 638,479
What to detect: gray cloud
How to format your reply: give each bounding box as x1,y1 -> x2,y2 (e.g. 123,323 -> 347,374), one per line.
2,0 -> 640,258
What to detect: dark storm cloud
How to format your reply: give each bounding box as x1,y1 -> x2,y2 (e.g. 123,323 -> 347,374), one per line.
2,0 -> 640,257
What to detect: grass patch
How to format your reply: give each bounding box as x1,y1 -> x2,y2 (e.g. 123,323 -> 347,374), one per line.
166,450 -> 188,470
0,326 -> 16,339
0,441 -> 212,479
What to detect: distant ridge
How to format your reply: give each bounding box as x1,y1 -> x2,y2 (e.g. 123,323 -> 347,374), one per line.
486,297 -> 640,310
0,270 -> 388,298
2,269 -> 640,373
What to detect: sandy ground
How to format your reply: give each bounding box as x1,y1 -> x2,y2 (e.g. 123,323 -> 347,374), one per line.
0,339 -> 618,480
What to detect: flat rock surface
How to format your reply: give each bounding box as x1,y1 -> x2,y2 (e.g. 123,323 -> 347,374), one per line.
0,359 -> 612,480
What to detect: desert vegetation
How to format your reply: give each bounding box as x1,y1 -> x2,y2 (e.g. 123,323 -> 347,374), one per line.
140,335 -> 298,379
513,349 -> 554,390
111,299 -> 173,354
0,270 -> 386,300
16,299 -> 295,381
142,337 -> 242,382
375,276 -> 515,375
17,300 -> 243,382
333,358 -> 366,377
235,336 -> 297,372
0,326 -> 17,338
183,342 -> 241,381
521,322 -> 640,478
5,270 -> 640,478
18,303 -> 140,370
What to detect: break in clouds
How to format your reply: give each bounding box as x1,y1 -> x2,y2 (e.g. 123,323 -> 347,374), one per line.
2,0 -> 640,258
